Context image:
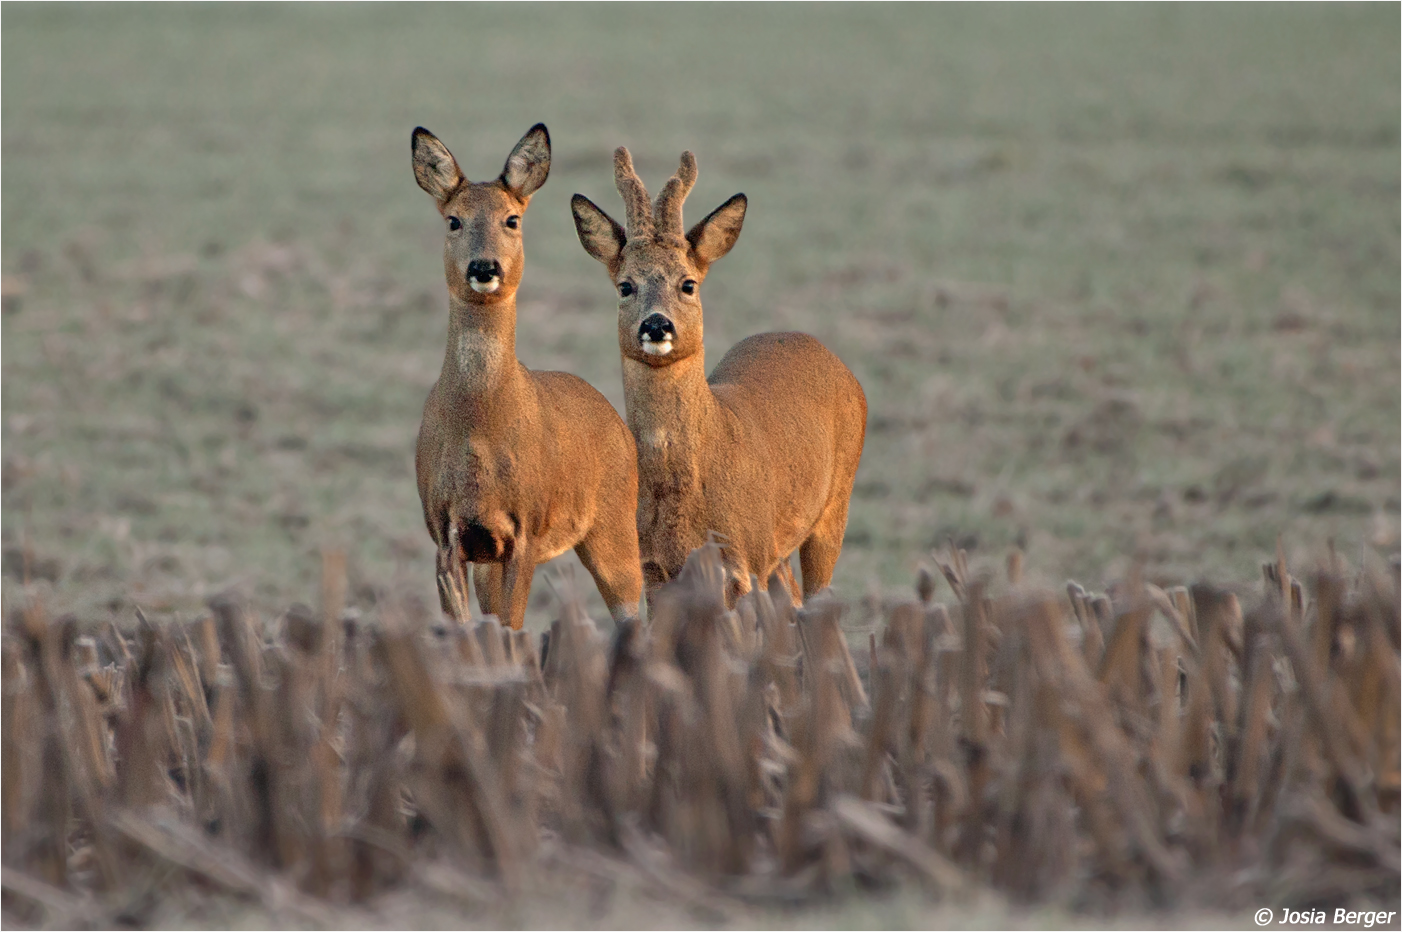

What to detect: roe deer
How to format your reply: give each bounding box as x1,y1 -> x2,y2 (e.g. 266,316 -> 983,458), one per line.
412,125 -> 642,630
571,148 -> 866,606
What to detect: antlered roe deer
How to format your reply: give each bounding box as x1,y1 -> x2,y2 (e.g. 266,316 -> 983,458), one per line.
571,148 -> 866,606
412,125 -> 642,630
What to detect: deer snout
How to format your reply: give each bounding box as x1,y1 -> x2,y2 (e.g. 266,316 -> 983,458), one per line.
466,259 -> 503,294
638,314 -> 676,356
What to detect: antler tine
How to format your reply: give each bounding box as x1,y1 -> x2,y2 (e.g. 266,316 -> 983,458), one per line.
653,151 -> 698,238
613,147 -> 654,239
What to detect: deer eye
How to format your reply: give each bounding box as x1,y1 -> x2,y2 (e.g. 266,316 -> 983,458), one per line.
447,216 -> 462,232
618,281 -> 635,298
505,215 -> 520,230
681,280 -> 697,296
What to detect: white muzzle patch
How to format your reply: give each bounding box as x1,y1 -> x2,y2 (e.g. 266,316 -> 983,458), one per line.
641,337 -> 673,356
469,278 -> 501,294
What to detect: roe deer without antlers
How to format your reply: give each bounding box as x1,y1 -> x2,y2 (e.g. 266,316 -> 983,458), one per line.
571,148 -> 867,606
412,124 -> 642,630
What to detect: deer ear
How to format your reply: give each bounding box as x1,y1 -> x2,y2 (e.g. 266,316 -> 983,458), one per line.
686,193 -> 747,265
412,127 -> 465,202
502,123 -> 551,200
572,194 -> 626,267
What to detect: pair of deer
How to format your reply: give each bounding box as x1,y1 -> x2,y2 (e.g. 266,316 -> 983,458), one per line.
412,124 -> 866,631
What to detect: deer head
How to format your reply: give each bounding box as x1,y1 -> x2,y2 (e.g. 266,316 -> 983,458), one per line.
412,124 -> 551,304
571,148 -> 746,366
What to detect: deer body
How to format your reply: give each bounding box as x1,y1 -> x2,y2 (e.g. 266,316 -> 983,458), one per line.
573,150 -> 866,604
413,125 -> 642,629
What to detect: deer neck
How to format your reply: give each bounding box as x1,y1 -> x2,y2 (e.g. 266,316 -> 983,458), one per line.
622,351 -> 716,470
439,293 -> 523,402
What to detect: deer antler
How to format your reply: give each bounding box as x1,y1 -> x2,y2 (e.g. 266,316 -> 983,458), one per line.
613,147 -> 654,239
653,151 -> 697,239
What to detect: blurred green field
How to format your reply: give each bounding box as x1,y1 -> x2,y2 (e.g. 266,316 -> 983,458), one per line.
3,3 -> 1398,627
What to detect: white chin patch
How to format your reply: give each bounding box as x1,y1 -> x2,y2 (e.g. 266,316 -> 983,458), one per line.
641,339 -> 673,356
469,278 -> 501,294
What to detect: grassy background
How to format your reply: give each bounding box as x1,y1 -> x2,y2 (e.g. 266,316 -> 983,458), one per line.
3,3 -> 1398,628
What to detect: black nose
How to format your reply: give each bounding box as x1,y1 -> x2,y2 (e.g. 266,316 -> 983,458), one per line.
639,314 -> 676,343
467,259 -> 502,283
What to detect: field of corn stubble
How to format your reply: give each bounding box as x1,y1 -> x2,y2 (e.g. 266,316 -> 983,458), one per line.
2,4 -> 1399,928
2,544 -> 1399,928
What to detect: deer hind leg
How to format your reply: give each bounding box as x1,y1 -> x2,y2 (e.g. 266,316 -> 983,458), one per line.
575,523 -> 644,625
799,494 -> 853,600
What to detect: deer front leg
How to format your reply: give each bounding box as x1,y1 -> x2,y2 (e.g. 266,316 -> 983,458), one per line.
773,557 -> 802,607
436,526 -> 473,620
723,556 -> 755,609
472,563 -> 503,618
496,536 -> 536,632
575,521 -> 643,626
